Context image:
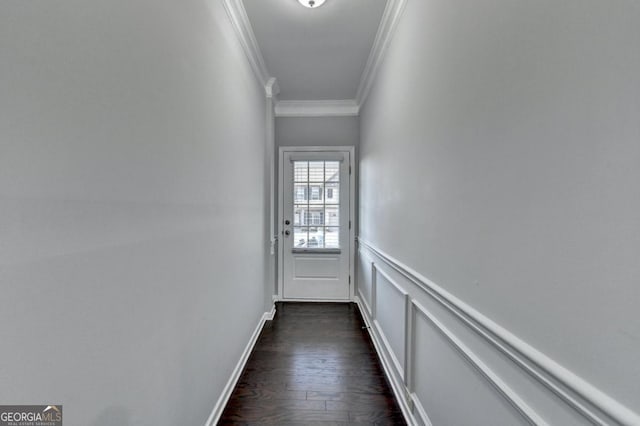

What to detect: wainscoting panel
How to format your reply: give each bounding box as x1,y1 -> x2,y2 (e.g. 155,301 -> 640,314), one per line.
410,301 -> 531,426
356,239 -> 640,426
372,264 -> 408,379
409,280 -> 594,426
356,249 -> 373,316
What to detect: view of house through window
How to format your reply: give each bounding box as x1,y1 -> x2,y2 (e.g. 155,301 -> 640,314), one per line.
293,161 -> 340,248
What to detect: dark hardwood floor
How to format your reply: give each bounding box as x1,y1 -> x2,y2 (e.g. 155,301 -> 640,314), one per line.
219,302 -> 407,426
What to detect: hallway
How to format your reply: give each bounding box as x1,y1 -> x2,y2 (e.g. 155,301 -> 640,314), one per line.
2,0 -> 640,424
220,303 -> 405,425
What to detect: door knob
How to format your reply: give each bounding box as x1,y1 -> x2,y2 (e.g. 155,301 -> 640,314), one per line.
285,220 -> 291,225
284,230 -> 290,236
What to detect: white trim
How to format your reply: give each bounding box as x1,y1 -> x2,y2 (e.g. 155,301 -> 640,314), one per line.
355,0 -> 408,106
265,77 -> 280,100
265,86 -> 277,258
372,263 -> 409,382
410,300 -> 548,426
355,296 -> 417,426
358,239 -> 640,426
272,298 -> 351,303
410,394 -> 432,426
278,146 -> 356,302
263,303 -> 277,321
358,288 -> 373,318
372,319 -> 405,383
221,0 -> 271,88
275,100 -> 359,117
371,262 -> 378,318
222,0 -> 407,112
204,305 -> 275,426
374,262 -> 408,301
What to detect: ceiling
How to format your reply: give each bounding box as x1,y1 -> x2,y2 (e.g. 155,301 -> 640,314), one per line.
242,0 -> 388,101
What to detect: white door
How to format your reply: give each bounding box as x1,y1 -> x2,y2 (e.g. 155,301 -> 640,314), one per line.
281,150 -> 351,300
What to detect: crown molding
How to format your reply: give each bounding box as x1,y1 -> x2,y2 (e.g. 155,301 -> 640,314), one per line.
355,0 -> 407,107
265,77 -> 280,101
222,0 -> 407,111
275,100 -> 359,117
222,0 -> 270,88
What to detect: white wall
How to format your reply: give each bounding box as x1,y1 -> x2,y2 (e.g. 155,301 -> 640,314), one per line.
0,1 -> 268,425
358,0 -> 640,424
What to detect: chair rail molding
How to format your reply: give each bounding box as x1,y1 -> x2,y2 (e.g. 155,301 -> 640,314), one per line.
356,238 -> 640,426
355,0 -> 408,106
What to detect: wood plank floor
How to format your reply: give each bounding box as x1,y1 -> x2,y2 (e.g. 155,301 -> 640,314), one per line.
219,302 -> 407,426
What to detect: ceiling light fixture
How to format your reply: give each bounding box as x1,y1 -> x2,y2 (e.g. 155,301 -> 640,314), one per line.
298,0 -> 326,8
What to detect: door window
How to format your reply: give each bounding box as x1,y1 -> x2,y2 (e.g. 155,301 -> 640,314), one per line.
293,160 -> 340,249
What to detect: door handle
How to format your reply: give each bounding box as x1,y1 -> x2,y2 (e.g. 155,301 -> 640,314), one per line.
284,230 -> 290,236
285,220 -> 291,225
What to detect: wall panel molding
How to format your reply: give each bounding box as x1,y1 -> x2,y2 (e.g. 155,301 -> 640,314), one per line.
358,288 -> 373,317
409,300 -> 547,425
355,296 -> 417,425
372,263 -> 409,381
357,239 -> 640,425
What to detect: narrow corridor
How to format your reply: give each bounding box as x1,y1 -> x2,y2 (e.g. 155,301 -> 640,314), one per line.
219,302 -> 406,425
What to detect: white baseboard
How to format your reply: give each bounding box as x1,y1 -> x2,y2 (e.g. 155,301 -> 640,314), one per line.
355,295 -> 419,426
204,304 -> 276,426
278,298 -> 352,303
263,303 -> 276,321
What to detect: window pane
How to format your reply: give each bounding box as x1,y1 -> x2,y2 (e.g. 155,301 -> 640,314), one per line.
294,183 -> 308,202
308,227 -> 324,248
294,227 -> 308,248
325,227 -> 339,248
294,161 -> 308,182
294,205 -> 308,226
325,161 -> 339,182
325,206 -> 339,226
307,206 -> 324,225
325,182 -> 339,204
309,185 -> 324,204
309,161 -> 324,182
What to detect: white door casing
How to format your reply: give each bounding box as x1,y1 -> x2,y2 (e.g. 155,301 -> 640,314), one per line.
279,147 -> 355,301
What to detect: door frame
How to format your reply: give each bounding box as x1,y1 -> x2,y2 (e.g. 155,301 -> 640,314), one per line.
278,146 -> 356,302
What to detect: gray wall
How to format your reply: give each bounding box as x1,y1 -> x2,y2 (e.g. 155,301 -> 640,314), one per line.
276,116 -> 360,148
0,1 -> 267,425
359,0 -> 640,423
